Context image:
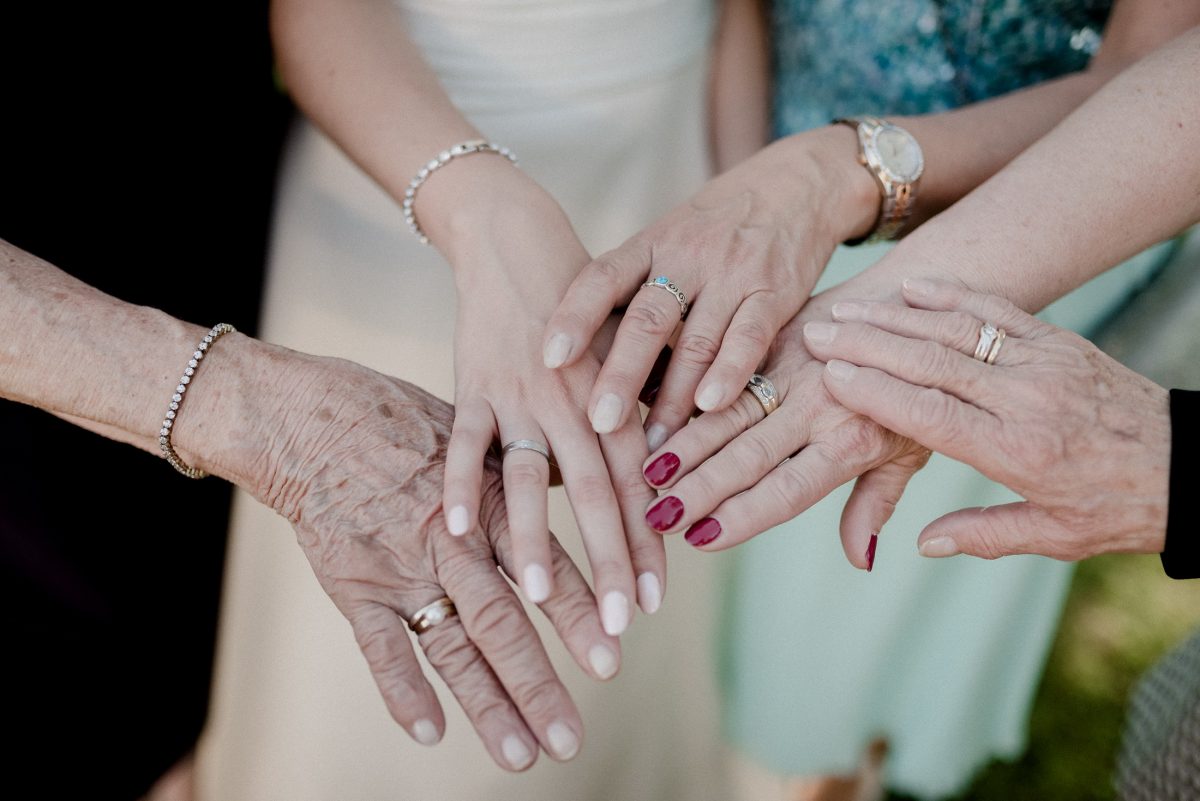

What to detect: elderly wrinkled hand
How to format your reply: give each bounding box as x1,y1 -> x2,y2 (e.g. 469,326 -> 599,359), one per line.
804,277 -> 1171,562
241,346 -> 622,771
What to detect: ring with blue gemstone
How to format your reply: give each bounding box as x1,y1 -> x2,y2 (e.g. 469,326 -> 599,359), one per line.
641,276 -> 689,319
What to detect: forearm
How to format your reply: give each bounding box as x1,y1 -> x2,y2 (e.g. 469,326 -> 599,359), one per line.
824,26 -> 1200,314
0,239 -> 280,489
271,0 -> 521,256
708,0 -> 771,173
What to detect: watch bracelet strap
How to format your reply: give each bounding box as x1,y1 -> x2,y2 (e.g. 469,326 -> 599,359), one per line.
833,116 -> 916,246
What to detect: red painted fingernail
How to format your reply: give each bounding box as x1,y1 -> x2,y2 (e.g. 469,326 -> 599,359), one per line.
685,517 -> 722,547
645,496 -> 685,532
866,533 -> 878,572
638,346 -> 673,406
643,452 -> 681,486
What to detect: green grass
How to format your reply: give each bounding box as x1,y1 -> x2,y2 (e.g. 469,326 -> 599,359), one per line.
889,554 -> 1200,800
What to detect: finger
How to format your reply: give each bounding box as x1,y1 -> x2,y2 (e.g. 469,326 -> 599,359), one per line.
839,448 -> 931,571
821,360 -> 998,469
346,602 -> 445,747
678,423 -> 889,551
642,295 -> 741,448
694,292 -> 785,412
900,278 -> 1052,339
550,422 -> 637,636
600,418 -> 667,615
804,321 -> 997,403
588,280 -> 687,435
497,419 -> 554,605
432,553 -> 584,765
642,389 -> 765,491
482,479 -> 623,680
443,398 -> 497,537
916,502 -> 1066,560
543,239 -> 654,369
644,405 -> 806,536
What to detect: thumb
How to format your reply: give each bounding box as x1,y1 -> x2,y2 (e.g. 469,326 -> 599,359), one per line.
840,448 -> 931,571
917,502 -> 1063,560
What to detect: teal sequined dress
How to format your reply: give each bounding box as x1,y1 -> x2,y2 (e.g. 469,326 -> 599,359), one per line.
719,2 -> 1171,798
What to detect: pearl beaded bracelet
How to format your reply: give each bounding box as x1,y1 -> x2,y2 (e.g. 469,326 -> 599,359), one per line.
402,139 -> 518,245
159,323 -> 236,479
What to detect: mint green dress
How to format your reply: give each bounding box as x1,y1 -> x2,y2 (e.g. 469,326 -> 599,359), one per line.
719,2 -> 1171,798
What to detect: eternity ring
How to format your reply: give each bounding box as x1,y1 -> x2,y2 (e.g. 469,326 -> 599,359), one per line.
641,276 -> 689,319
745,374 -> 779,416
501,439 -> 551,462
984,328 -> 1006,364
408,597 -> 458,634
973,323 -> 1000,361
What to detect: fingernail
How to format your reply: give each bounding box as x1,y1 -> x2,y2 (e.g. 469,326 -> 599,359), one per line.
826,360 -> 858,381
637,572 -> 662,614
502,735 -> 535,770
645,495 -> 685,532
866,533 -> 878,572
645,423 -> 669,453
588,643 -> 619,679
831,301 -> 867,321
601,590 -> 630,636
543,333 -> 572,369
412,718 -> 440,746
446,505 -> 470,537
919,537 -> 961,558
696,383 -> 725,412
804,321 -> 837,345
546,721 -> 580,760
591,393 -> 623,434
684,517 -> 722,547
903,278 -> 937,297
523,564 -> 550,604
643,452 -> 680,486
639,346 -> 672,405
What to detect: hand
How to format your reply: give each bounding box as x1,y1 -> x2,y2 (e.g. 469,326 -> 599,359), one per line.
235,346 -> 623,771
637,293 -> 930,570
434,167 -> 663,630
540,127 -> 877,452
806,278 -> 1171,561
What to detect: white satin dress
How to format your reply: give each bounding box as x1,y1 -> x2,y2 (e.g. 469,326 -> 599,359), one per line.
196,2 -> 729,799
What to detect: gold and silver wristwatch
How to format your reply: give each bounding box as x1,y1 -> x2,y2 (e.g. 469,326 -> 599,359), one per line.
834,116 -> 924,245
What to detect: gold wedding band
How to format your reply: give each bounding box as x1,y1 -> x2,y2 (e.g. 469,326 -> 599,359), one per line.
745,374 -> 779,416
408,597 -> 458,634
501,439 -> 551,461
984,329 -> 1006,364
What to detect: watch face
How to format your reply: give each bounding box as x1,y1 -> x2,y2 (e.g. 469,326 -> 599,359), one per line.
872,126 -> 924,183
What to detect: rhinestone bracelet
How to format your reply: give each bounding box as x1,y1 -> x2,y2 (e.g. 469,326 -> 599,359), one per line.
402,139 -> 518,245
159,323 -> 236,479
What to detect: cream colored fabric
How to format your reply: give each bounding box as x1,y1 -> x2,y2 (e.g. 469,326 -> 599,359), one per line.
196,2 -> 728,799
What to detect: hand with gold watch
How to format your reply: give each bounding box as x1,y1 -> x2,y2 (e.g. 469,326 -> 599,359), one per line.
833,116 -> 925,245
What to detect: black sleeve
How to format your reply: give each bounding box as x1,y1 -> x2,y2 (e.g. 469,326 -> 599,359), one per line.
1163,389 -> 1200,579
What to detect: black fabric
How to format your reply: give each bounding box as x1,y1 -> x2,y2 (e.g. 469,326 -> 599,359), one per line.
1163,389 -> 1200,580
1,3 -> 291,796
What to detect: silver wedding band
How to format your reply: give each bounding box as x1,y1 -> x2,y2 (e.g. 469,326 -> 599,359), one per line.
501,439 -> 551,461
408,597 -> 458,634
641,276 -> 689,319
745,374 -> 779,417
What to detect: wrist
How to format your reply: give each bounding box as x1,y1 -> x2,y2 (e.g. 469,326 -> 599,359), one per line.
775,125 -> 880,246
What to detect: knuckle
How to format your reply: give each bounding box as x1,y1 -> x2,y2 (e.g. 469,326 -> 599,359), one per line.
508,675 -> 566,716
568,472 -> 617,507
675,330 -> 723,367
913,387 -> 959,434
728,317 -> 774,355
626,300 -> 678,335
589,252 -> 626,286
505,460 -> 548,489
726,429 -> 778,478
766,467 -> 817,515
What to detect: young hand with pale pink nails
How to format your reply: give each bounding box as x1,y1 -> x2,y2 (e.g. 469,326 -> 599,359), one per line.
807,278 -> 1171,563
